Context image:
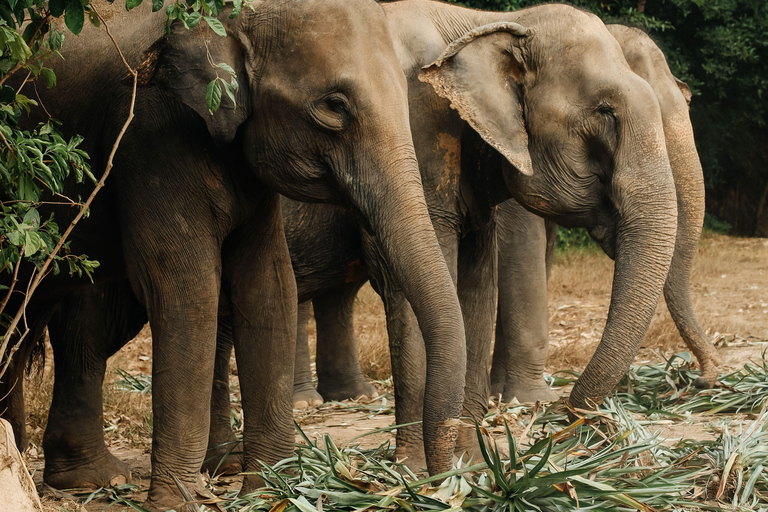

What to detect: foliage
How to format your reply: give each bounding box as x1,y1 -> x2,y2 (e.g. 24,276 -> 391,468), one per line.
554,226 -> 598,252
79,367 -> 768,511
0,0 -> 102,285
702,212 -> 732,234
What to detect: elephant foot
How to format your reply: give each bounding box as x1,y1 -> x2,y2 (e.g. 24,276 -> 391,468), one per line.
317,378 -> 378,402
202,438 -> 243,476
144,475 -> 209,512
454,426 -> 484,464
503,380 -> 559,403
44,450 -> 131,490
293,386 -> 324,409
240,472 -> 266,496
490,380 -> 504,400
393,440 -> 427,474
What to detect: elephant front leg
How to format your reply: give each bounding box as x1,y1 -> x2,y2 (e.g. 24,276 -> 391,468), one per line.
492,201 -> 558,403
223,195 -> 297,495
293,301 -> 323,408
0,310 -> 51,452
124,250 -> 221,511
315,282 -> 378,402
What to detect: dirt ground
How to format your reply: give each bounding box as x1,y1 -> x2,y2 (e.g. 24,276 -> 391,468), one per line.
20,233 -> 768,511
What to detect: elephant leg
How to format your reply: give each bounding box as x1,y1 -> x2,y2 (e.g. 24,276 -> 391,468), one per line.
293,301 -> 323,408
455,222 -> 498,459
124,237 -> 221,511
315,282 -> 378,402
0,308 -> 52,452
202,319 -> 243,477
492,200 -> 558,403
223,192 -> 296,495
43,281 -> 147,489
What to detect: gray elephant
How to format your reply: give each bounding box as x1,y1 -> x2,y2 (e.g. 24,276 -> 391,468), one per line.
11,0 -> 682,486
490,24 -> 720,402
232,1 -> 684,468
0,0 -> 467,508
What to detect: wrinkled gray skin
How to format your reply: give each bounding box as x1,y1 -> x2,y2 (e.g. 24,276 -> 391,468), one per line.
209,1 -> 679,470
490,25 -> 719,402
0,0 -> 467,507
14,0 -> 681,484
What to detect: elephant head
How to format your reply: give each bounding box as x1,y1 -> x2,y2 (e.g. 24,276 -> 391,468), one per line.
142,0 -> 466,475
420,5 -> 678,409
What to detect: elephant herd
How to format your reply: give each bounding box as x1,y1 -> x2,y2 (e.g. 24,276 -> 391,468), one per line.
0,1 -> 719,510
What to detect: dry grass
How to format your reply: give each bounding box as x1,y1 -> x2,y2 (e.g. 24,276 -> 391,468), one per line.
20,235 -> 768,478
352,284 -> 390,380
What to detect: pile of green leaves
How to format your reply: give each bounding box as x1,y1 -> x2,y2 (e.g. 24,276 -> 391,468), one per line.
86,352 -> 768,511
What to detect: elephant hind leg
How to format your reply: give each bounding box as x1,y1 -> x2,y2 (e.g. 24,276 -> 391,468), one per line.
43,280 -> 145,490
203,318 -> 243,477
315,282 -> 378,402
293,301 -> 323,409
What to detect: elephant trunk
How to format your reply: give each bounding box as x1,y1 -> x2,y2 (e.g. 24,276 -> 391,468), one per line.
661,98 -> 720,387
350,147 -> 466,476
570,128 -> 678,409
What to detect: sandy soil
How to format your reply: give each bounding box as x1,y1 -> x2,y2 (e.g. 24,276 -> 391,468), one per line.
19,233 -> 768,511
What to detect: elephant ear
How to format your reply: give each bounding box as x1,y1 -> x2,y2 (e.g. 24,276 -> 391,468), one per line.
673,76 -> 692,107
419,22 -> 534,176
138,20 -> 250,145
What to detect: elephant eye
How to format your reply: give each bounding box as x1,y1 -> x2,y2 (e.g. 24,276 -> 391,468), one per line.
597,103 -> 618,124
310,92 -> 353,132
325,93 -> 351,116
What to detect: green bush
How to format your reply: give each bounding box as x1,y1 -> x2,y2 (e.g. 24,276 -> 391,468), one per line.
555,226 -> 598,252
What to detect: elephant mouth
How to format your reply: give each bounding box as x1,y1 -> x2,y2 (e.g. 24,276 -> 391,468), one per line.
589,223 -> 616,259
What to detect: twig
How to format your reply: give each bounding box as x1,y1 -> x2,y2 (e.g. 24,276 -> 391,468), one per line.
0,5 -> 139,380
15,70 -> 33,95
0,245 -> 24,318
0,128 -> 14,156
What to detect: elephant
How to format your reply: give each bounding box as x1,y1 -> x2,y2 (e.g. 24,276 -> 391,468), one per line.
0,0 -> 468,508
7,0 -> 682,486
489,24 -> 720,402
214,1 -> 684,469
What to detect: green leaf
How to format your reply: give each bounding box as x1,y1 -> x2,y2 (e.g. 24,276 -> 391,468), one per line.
49,29 -> 65,51
151,0 -> 163,12
22,208 -> 39,227
64,0 -> 85,35
229,0 -> 242,18
203,16 -> 226,37
222,79 -> 236,108
185,11 -> 201,28
215,62 -> 235,77
88,10 -> 100,28
125,0 -> 143,11
41,68 -> 56,88
49,0 -> 66,17
0,85 -> 15,104
24,230 -> 43,257
205,78 -> 222,114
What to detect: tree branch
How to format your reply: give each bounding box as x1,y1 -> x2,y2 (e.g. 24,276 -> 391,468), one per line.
0,4 -> 139,380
